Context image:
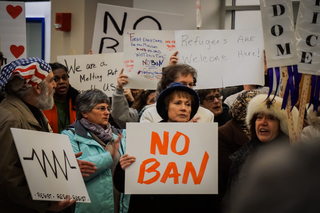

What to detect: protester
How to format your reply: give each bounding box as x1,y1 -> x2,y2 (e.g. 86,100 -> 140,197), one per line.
43,62 -> 79,133
0,57 -> 94,212
111,69 -> 156,128
218,90 -> 260,210
222,94 -> 298,211
116,82 -> 217,212
197,88 -> 231,126
223,84 -> 267,107
140,64 -> 214,123
61,89 -> 129,213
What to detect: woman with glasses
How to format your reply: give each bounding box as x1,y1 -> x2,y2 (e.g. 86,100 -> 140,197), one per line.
197,88 -> 231,126
140,63 -> 214,123
62,89 -> 129,213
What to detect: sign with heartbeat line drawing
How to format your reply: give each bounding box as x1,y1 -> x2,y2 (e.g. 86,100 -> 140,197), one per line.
10,128 -> 90,203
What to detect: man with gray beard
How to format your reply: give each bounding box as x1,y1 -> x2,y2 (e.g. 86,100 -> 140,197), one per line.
0,58 -> 91,213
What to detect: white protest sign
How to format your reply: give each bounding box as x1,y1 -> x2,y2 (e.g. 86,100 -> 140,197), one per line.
57,53 -> 123,96
0,1 -> 27,67
10,128 -> 90,202
175,29 -> 264,88
92,4 -> 183,54
260,0 -> 298,68
295,0 -> 320,75
123,30 -> 176,89
125,123 -> 218,194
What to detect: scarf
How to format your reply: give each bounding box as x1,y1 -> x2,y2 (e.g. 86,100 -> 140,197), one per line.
80,118 -> 113,144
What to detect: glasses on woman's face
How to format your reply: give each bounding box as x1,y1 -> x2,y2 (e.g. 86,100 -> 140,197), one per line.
204,94 -> 223,102
94,106 -> 111,112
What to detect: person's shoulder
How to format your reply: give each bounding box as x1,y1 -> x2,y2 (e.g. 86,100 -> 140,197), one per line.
140,103 -> 161,123
198,106 -> 214,117
142,103 -> 156,112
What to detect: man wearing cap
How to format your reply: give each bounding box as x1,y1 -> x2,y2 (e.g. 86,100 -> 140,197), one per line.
0,58 -> 88,212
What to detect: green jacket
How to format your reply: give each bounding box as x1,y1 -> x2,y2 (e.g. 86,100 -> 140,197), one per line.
62,120 -> 130,213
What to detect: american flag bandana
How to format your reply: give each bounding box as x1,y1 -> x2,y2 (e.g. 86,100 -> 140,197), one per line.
0,57 -> 51,92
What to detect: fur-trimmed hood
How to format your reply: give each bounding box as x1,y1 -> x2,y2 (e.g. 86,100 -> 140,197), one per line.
246,94 -> 299,136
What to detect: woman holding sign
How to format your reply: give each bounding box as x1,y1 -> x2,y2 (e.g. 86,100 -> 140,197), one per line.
62,89 -> 129,213
116,82 -> 216,212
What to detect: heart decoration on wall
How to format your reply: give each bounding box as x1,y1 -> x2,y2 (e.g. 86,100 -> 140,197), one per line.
10,45 -> 25,58
6,5 -> 23,19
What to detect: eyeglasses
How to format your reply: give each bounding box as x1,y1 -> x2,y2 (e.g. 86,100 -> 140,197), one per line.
94,106 -> 111,112
204,95 -> 223,102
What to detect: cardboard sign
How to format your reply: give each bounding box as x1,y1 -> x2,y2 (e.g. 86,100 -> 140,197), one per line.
10,128 -> 90,203
125,123 -> 218,194
295,0 -> 320,75
91,4 -> 183,54
57,53 -> 123,96
123,30 -> 176,89
260,0 -> 298,68
0,1 -> 27,67
175,29 -> 264,88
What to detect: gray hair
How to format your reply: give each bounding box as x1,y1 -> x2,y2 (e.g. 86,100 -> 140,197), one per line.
75,89 -> 110,119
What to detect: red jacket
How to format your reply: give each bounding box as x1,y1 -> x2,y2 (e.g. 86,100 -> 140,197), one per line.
43,99 -> 77,133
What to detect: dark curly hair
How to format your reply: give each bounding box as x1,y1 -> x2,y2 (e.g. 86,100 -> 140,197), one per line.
131,90 -> 156,112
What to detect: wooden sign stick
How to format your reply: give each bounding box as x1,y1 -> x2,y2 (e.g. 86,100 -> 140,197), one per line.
281,66 -> 297,143
296,74 -> 311,139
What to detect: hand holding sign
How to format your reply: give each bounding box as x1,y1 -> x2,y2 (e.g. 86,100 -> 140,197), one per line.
117,68 -> 129,89
120,153 -> 136,170
169,51 -> 179,66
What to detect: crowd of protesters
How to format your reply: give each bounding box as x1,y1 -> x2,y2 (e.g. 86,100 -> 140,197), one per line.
0,50 -> 318,213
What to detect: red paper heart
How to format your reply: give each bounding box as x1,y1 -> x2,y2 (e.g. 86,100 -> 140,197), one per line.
10,45 -> 25,58
6,5 -> 23,19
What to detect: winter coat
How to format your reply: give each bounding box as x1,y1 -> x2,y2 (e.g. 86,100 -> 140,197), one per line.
0,94 -> 52,213
61,120 -> 130,213
218,118 -> 250,196
111,87 -> 139,129
223,132 -> 290,211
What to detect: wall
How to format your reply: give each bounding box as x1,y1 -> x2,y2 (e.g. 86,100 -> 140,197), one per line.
50,0 -> 133,62
50,0 -> 221,62
25,2 -> 51,62
133,0 -> 221,30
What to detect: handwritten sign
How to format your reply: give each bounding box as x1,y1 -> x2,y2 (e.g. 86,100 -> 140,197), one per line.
295,0 -> 320,75
175,29 -> 264,88
260,0 -> 298,68
10,128 -> 90,202
57,53 -> 123,96
0,1 -> 27,66
91,4 -> 183,54
123,30 -> 175,89
125,123 -> 218,194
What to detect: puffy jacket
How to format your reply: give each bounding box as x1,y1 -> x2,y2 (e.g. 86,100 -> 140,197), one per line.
61,120 -> 130,213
